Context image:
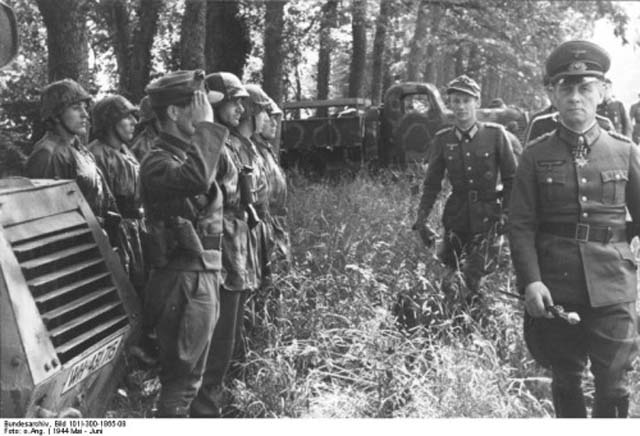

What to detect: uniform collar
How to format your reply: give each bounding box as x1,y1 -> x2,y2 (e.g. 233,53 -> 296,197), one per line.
157,131 -> 190,160
454,123 -> 479,142
556,120 -> 600,149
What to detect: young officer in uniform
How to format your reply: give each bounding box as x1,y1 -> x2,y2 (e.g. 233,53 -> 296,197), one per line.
597,78 -> 631,138
413,75 -> 517,296
139,70 -> 228,417
509,40 -> 640,418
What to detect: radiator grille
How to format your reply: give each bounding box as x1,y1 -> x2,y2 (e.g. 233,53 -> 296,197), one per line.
8,211 -> 129,364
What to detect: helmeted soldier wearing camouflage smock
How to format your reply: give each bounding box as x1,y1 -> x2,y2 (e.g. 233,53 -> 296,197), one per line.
629,92 -> 640,144
189,72 -> 257,418
26,79 -> 113,221
138,70 -> 228,417
89,95 -> 146,291
509,40 -> 640,418
130,95 -> 160,162
413,75 -> 518,296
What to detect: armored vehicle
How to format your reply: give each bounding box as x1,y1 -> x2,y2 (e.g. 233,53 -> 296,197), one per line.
0,178 -> 141,417
279,82 -> 528,171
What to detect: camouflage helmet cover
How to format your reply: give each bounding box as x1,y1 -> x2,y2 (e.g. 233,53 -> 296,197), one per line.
242,83 -> 271,118
91,95 -> 137,137
40,79 -> 92,121
204,72 -> 249,104
266,96 -> 283,116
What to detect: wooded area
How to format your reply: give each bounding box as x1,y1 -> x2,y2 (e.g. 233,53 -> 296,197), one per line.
0,0 -> 634,142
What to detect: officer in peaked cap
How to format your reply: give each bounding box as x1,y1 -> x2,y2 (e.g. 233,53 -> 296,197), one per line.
413,74 -> 517,303
630,91 -> 640,144
509,40 -> 640,418
137,69 -> 229,417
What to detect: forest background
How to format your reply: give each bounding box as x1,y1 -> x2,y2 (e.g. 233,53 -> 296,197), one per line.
1,0 -> 639,419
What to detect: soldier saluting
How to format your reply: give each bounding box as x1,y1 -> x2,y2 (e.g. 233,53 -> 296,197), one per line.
413,75 -> 517,297
509,40 -> 640,418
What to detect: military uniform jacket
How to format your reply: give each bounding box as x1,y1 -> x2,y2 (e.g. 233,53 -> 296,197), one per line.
509,123 -> 640,307
26,131 -> 111,219
597,98 -> 631,138
130,124 -> 159,162
417,122 -> 517,234
525,111 -> 613,146
140,122 -> 228,271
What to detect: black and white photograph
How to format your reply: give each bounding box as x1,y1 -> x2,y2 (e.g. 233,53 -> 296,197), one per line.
1,0 -> 639,426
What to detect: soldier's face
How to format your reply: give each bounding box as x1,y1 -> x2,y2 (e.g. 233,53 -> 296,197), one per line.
114,114 -> 137,143
58,102 -> 89,136
173,103 -> 197,138
449,92 -> 478,127
261,114 -> 278,139
254,108 -> 270,134
553,78 -> 603,131
217,97 -> 244,127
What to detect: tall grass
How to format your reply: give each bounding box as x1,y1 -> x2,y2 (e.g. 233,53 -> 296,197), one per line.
109,170 -> 640,418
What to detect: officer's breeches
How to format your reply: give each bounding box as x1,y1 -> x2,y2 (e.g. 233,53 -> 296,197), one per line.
144,269 -> 220,417
525,301 -> 638,417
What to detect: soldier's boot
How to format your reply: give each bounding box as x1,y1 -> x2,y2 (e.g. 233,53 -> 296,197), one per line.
551,382 -> 587,418
190,385 -> 224,418
592,395 -> 629,418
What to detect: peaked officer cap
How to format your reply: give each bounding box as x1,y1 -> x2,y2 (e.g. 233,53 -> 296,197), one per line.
145,69 -> 224,108
446,75 -> 481,99
545,40 -> 610,85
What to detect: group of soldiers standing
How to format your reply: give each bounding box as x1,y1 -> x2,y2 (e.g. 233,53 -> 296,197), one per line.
413,40 -> 639,418
23,70 -> 290,418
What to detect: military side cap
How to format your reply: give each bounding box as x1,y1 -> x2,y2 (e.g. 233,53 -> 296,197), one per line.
545,40 -> 610,84
446,75 -> 481,99
145,69 -> 223,108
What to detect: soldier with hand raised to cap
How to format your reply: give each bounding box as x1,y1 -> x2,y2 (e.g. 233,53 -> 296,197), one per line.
509,40 -> 640,418
137,69 -> 228,418
412,74 -> 517,300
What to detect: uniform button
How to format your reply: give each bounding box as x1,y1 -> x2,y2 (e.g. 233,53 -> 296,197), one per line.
484,152 -> 489,157
467,166 -> 472,171
469,179 -> 474,184
580,178 -> 587,184
581,196 -> 587,202
448,156 -> 453,160
615,174 -> 621,180
582,212 -> 588,218
546,177 -> 552,183
466,152 -> 471,157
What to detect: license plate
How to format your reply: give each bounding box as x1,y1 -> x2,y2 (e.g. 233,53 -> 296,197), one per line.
62,334 -> 124,393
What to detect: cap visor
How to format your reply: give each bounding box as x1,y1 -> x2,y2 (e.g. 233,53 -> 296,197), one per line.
208,90 -> 224,105
447,87 -> 478,98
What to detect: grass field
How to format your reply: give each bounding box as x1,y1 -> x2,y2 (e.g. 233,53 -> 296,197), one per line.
108,170 -> 640,418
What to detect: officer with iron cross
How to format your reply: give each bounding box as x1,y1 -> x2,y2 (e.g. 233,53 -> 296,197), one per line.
413,75 -> 518,298
509,40 -> 640,418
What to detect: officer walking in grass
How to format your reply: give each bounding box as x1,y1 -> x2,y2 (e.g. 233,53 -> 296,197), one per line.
413,75 -> 518,298
509,40 -> 640,418
138,70 -> 228,417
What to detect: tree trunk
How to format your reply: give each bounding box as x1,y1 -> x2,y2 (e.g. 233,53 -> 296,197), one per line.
205,0 -> 251,78
36,0 -> 91,86
316,0 -> 338,116
97,0 -> 161,102
406,0 -> 429,82
423,3 -> 443,84
179,0 -> 207,70
454,45 -> 465,76
370,0 -> 391,104
348,0 -> 367,98
262,0 -> 286,104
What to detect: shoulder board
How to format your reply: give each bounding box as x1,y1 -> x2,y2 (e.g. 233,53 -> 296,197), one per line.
435,126 -> 453,136
607,130 -> 633,143
483,122 -> 504,129
526,131 -> 554,148
596,114 -> 613,130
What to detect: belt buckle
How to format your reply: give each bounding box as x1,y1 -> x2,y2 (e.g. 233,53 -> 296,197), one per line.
575,223 -> 590,242
469,190 -> 478,202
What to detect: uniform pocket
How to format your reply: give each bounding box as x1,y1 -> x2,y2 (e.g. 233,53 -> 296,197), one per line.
600,169 -> 628,205
613,243 -> 638,271
536,167 -> 566,203
474,148 -> 496,174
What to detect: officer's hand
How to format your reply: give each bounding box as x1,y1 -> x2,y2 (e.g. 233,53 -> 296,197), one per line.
524,281 -> 554,319
191,90 -> 214,124
412,221 -> 437,248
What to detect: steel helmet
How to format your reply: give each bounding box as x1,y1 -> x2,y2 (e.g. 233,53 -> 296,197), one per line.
204,72 -> 249,104
266,96 -> 283,116
40,79 -> 92,121
91,95 -> 138,138
242,83 -> 271,118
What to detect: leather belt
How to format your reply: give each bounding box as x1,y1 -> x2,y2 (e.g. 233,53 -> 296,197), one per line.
539,222 -> 627,243
453,190 -> 499,202
201,233 -> 222,250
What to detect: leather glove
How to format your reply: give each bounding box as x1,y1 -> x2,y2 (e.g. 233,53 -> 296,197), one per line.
412,221 -> 437,248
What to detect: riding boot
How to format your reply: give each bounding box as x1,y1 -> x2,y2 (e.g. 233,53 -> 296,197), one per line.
593,395 -> 629,418
551,382 -> 587,418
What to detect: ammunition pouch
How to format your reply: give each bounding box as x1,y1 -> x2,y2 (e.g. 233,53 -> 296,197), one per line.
104,211 -> 123,247
239,165 -> 258,207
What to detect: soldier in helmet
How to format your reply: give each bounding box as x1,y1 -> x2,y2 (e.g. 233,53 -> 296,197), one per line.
130,96 -> 161,162
189,71 -> 255,417
88,95 -> 145,291
138,70 -> 228,417
509,40 -> 640,418
412,75 -> 518,299
25,79 -> 113,221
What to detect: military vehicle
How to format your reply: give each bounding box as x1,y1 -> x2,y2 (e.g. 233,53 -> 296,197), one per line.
279,82 -> 528,171
0,179 -> 141,418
